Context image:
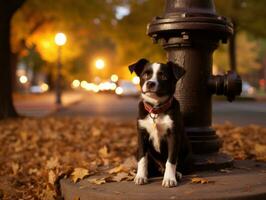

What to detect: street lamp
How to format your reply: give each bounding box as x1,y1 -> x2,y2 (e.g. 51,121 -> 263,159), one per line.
95,58 -> 105,80
95,59 -> 105,70
54,32 -> 67,105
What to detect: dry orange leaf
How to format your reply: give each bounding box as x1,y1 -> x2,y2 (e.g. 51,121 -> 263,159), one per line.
122,157 -> 137,170
11,162 -> 19,175
48,170 -> 56,185
46,157 -> 59,170
71,168 -> 90,183
88,178 -> 106,185
91,127 -> 101,137
111,172 -> 128,182
108,165 -> 125,174
191,177 -> 215,184
98,146 -> 109,158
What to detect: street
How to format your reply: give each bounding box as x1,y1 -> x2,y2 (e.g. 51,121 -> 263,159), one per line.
22,92 -> 264,126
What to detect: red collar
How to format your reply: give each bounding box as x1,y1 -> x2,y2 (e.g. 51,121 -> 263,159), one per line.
143,97 -> 173,114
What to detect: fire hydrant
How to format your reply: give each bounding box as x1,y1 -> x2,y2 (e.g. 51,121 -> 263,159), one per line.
147,0 -> 242,169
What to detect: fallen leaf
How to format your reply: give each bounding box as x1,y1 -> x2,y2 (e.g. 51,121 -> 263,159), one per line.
46,157 -> 59,169
71,168 -> 89,183
20,131 -> 28,142
255,144 -> 266,154
28,168 -> 39,175
88,178 -> 106,185
191,177 -> 215,184
108,165 -> 125,174
48,170 -> 56,185
43,186 -> 56,200
91,127 -> 101,137
122,157 -> 137,170
111,172 -> 128,182
11,162 -> 19,175
98,146 -> 109,158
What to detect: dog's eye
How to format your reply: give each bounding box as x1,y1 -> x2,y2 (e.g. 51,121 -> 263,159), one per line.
142,73 -> 148,79
159,74 -> 167,80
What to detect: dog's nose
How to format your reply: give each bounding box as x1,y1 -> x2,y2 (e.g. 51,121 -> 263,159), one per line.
146,81 -> 156,89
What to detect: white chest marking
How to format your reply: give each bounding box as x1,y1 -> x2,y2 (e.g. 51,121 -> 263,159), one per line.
138,114 -> 173,152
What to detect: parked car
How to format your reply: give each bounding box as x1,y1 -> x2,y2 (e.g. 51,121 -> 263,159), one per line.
115,80 -> 140,97
29,83 -> 49,94
242,81 -> 256,97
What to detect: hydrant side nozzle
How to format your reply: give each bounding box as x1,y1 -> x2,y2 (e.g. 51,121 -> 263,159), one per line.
208,71 -> 242,102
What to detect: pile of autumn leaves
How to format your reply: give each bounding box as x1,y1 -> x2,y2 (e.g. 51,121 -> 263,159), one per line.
0,117 -> 265,200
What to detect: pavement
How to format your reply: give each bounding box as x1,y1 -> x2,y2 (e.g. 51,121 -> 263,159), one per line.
14,91 -> 82,117
14,91 -> 266,126
56,92 -> 266,126
60,160 -> 266,200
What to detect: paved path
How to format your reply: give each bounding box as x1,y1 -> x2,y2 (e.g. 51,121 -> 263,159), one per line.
213,101 -> 266,126
15,91 -> 266,126
14,91 -> 82,117
56,93 -> 266,126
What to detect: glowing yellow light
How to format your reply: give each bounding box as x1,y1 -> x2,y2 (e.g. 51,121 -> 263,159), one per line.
91,84 -> 99,93
110,83 -> 117,90
95,59 -> 105,70
111,74 -> 119,82
55,32 -> 67,46
115,87 -> 123,95
71,80 -> 80,89
81,80 -> 88,89
41,83 -> 49,92
132,76 -> 140,85
19,75 -> 28,84
99,83 -> 106,91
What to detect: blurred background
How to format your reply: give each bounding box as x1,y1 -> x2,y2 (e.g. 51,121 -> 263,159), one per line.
2,0 -> 266,125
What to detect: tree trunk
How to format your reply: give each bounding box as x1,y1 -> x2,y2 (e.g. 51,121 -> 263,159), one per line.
11,52 -> 19,91
0,0 -> 26,119
0,14 -> 18,119
229,20 -> 237,72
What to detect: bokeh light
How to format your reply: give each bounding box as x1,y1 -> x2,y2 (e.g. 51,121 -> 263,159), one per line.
132,76 -> 140,85
111,74 -> 119,82
115,87 -> 123,95
19,75 -> 28,84
71,80 -> 81,89
95,59 -> 105,70
55,32 -> 67,46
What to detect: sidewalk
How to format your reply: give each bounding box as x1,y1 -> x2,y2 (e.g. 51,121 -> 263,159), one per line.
60,160 -> 266,200
14,91 -> 82,117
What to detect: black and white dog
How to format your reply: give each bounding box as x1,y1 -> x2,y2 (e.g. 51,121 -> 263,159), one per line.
129,58 -> 190,188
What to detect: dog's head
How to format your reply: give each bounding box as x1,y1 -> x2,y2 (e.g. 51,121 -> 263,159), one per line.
129,58 -> 185,105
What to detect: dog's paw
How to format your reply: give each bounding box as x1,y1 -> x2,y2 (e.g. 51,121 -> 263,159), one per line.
162,177 -> 177,188
134,175 -> 148,185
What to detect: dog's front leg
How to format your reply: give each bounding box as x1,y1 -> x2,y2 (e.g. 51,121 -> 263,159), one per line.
134,128 -> 148,185
162,133 -> 181,188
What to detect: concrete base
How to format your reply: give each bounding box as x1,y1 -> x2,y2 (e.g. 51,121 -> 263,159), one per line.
60,160 -> 266,200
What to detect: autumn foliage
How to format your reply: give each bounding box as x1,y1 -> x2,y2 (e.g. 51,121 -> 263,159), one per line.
0,117 -> 265,199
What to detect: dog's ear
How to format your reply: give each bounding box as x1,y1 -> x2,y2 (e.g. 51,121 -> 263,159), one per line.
128,58 -> 149,76
167,61 -> 185,81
